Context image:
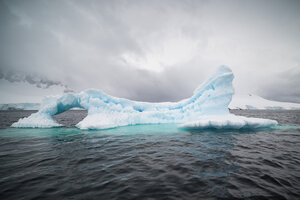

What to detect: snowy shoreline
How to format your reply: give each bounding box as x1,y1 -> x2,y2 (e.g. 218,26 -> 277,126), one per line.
229,94 -> 300,110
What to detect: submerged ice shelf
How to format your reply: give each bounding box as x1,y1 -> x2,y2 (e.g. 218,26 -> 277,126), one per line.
12,66 -> 278,130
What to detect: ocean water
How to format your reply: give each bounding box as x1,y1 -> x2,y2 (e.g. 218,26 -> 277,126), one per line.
0,110 -> 299,200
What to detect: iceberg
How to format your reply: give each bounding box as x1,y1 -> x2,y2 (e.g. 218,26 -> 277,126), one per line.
11,66 -> 278,130
4,94 -> 300,111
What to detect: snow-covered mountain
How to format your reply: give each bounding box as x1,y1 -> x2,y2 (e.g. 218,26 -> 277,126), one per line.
1,94 -> 300,110
229,94 -> 300,110
0,103 -> 40,110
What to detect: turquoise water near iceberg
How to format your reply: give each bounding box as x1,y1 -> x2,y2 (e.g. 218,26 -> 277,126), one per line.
0,110 -> 300,199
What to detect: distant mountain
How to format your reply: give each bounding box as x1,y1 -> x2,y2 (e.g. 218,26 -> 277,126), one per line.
0,103 -> 40,110
229,94 -> 300,110
1,94 -> 300,110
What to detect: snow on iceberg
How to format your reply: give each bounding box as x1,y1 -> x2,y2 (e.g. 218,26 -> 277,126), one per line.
11,66 -> 277,130
180,115 -> 277,130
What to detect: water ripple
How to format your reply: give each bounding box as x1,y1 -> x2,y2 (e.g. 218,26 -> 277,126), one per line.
0,110 -> 299,199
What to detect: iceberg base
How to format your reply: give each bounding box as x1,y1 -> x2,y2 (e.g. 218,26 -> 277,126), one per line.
11,113 -> 62,128
180,114 -> 278,130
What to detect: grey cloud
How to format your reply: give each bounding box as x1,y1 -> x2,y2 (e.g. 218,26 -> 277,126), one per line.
0,0 -> 299,103
258,66 -> 300,103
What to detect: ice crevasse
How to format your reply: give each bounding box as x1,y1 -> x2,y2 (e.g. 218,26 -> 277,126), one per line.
12,66 -> 278,130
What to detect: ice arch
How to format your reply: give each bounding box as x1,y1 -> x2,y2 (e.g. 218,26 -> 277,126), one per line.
12,66 -> 277,129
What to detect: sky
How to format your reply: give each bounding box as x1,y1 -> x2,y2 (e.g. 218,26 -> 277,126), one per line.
0,0 -> 300,103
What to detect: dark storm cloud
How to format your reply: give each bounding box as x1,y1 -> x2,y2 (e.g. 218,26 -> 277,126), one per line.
0,0 -> 299,103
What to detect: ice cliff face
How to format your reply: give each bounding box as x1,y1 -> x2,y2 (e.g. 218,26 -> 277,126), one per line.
11,66 -> 277,129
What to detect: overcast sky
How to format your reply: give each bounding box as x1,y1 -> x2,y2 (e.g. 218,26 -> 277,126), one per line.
0,0 -> 299,103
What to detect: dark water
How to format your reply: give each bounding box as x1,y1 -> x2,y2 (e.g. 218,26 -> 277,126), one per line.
0,110 -> 299,200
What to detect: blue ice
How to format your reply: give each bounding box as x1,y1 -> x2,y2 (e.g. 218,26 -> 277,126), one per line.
12,66 -> 277,129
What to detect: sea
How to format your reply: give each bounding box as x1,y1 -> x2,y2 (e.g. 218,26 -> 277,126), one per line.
0,110 -> 299,200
